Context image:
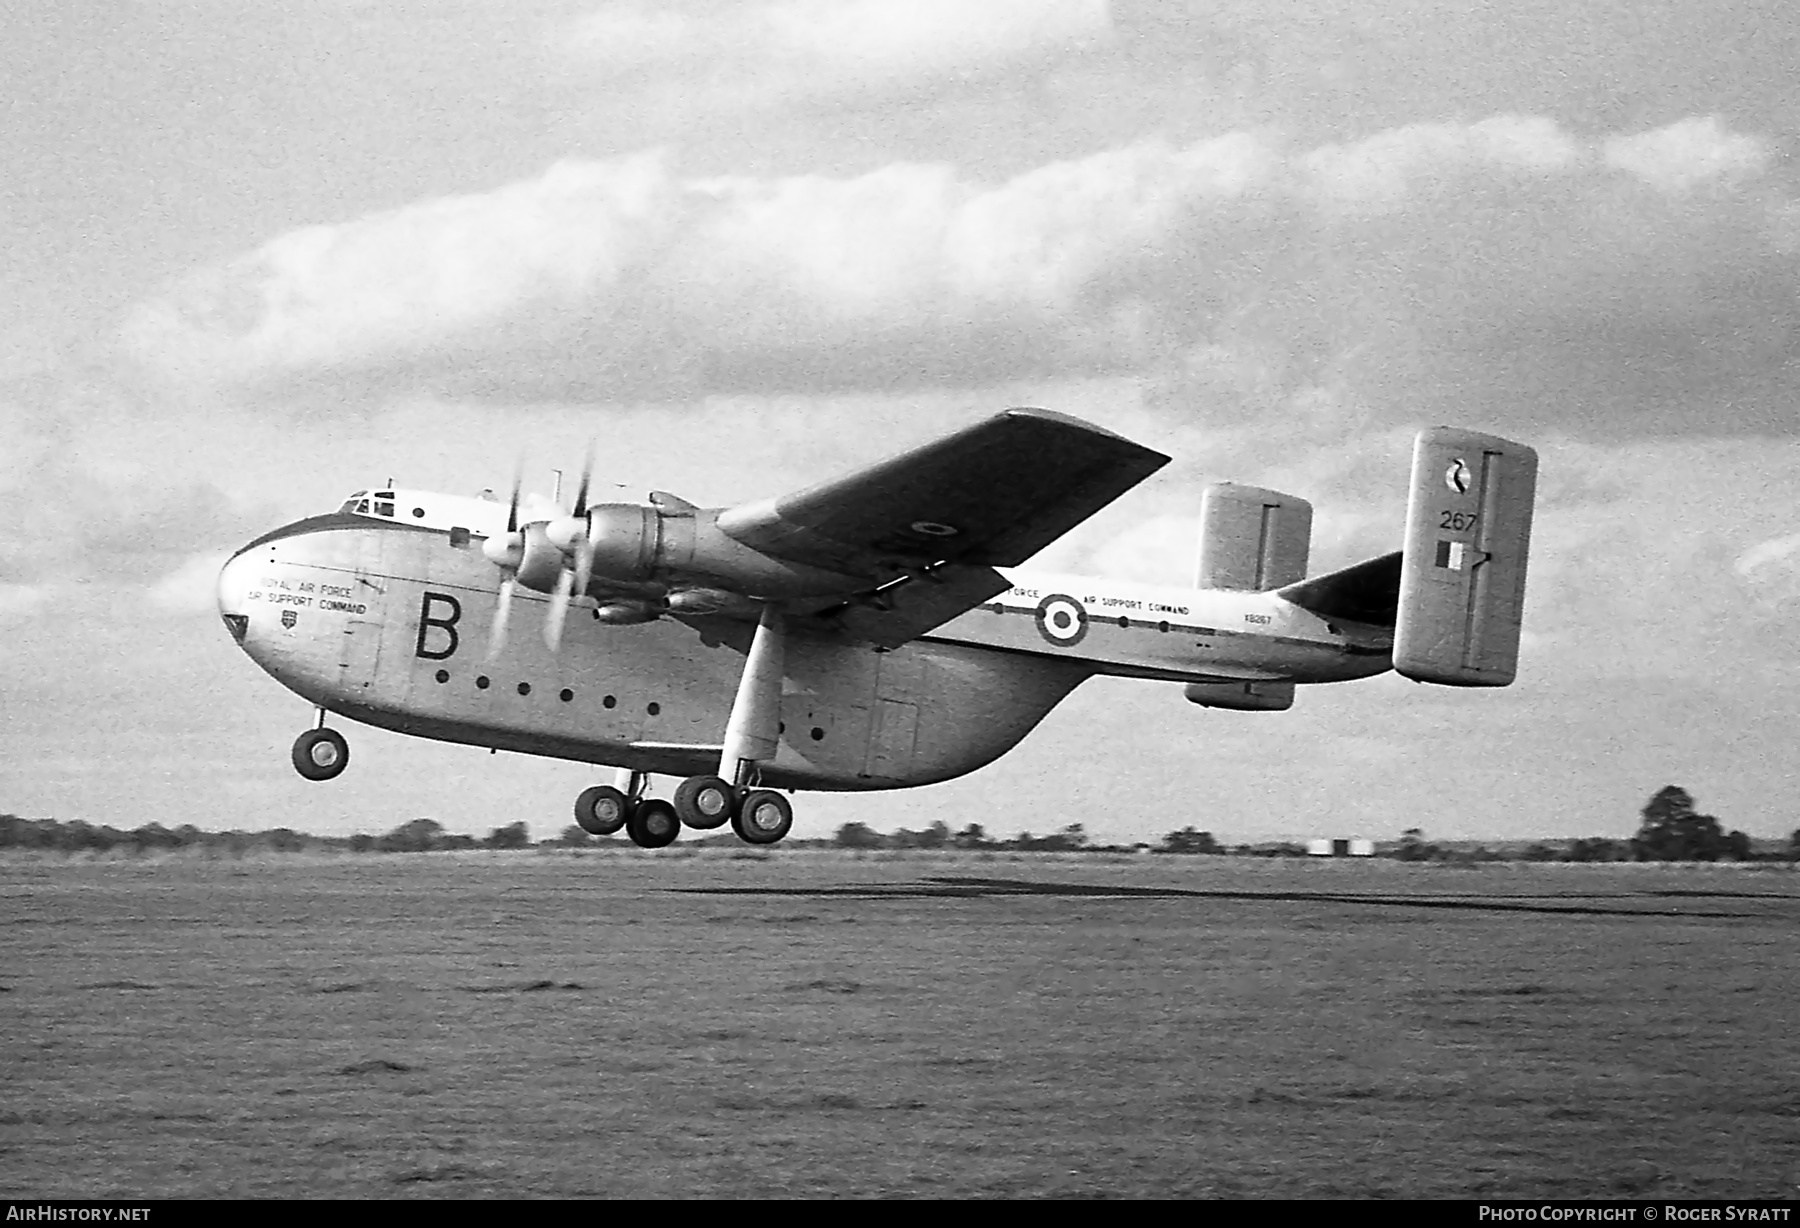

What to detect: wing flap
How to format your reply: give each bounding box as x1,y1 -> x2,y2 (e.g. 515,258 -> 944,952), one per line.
808,565 -> 1011,650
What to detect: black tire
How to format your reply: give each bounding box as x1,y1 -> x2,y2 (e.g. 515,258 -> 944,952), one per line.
292,728 -> 349,781
672,775 -> 735,829
625,799 -> 681,849
730,790 -> 793,846
574,785 -> 630,836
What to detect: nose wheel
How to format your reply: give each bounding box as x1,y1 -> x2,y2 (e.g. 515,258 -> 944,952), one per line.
292,727 -> 350,781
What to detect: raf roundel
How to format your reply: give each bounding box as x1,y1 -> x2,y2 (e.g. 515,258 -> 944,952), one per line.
1034,594 -> 1089,647
908,520 -> 960,538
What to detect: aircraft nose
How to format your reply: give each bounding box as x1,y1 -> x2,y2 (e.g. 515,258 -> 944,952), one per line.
217,550 -> 253,644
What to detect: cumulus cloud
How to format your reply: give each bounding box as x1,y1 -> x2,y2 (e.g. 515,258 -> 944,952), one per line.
122,115 -> 1800,433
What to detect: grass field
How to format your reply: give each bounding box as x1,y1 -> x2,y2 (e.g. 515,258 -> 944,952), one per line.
3,851 -> 1797,1199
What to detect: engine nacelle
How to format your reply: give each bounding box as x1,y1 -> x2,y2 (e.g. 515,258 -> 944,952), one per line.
584,504 -> 661,582
1183,680 -> 1295,711
1196,484 -> 1312,591
1394,428 -> 1537,686
550,503 -> 867,600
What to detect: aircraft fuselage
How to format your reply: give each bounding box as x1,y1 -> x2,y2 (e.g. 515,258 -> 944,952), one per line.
216,504 -> 1391,793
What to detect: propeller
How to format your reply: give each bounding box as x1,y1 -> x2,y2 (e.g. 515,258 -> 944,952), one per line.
542,448 -> 596,652
480,472 -> 524,661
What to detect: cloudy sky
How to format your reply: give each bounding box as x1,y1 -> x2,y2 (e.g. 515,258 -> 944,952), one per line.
5,0 -> 1800,844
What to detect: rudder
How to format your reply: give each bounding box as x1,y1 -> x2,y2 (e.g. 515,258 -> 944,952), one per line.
1394,428 -> 1537,687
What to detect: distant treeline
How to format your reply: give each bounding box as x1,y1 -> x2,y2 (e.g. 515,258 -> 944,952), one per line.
0,815 -> 532,856
5,784 -> 1796,862
837,821 -> 1800,861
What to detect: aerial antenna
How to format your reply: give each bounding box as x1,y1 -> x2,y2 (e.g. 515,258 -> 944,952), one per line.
551,468 -> 563,505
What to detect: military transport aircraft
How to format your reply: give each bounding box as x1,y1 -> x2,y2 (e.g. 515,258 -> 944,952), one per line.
216,410 -> 1536,848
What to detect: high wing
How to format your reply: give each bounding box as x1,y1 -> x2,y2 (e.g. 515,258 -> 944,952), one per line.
717,408 -> 1170,574
715,408 -> 1170,646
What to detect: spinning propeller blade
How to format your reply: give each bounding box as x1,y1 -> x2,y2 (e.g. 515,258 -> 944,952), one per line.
544,448 -> 595,654
488,576 -> 515,662
544,568 -> 575,652
483,470 -> 525,661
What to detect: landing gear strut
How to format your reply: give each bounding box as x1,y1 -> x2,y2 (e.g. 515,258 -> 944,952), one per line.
671,603 -> 797,845
292,726 -> 349,781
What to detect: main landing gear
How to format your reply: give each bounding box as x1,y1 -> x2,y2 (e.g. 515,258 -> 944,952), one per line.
576,768 -> 795,849
573,769 -> 679,849
668,775 -> 793,844
582,603 -> 798,849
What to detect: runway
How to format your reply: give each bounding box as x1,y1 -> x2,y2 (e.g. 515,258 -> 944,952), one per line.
5,852 -> 1796,1198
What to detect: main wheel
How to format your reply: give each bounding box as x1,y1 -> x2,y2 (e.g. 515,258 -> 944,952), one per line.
574,785 -> 631,836
291,728 -> 349,781
731,790 -> 793,845
672,775 -> 735,829
625,798 -> 681,849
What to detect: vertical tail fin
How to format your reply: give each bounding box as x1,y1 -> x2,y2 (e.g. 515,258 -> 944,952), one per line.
1394,428 -> 1538,686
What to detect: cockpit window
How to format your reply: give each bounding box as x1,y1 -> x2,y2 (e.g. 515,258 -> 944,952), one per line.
375,501 -> 395,517
356,499 -> 371,514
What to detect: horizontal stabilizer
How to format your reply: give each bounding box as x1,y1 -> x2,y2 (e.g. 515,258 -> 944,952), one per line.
1276,552 -> 1403,626
1394,428 -> 1538,686
1195,484 -> 1312,591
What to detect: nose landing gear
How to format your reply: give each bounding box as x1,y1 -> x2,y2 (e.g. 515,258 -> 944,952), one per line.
292,726 -> 350,781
